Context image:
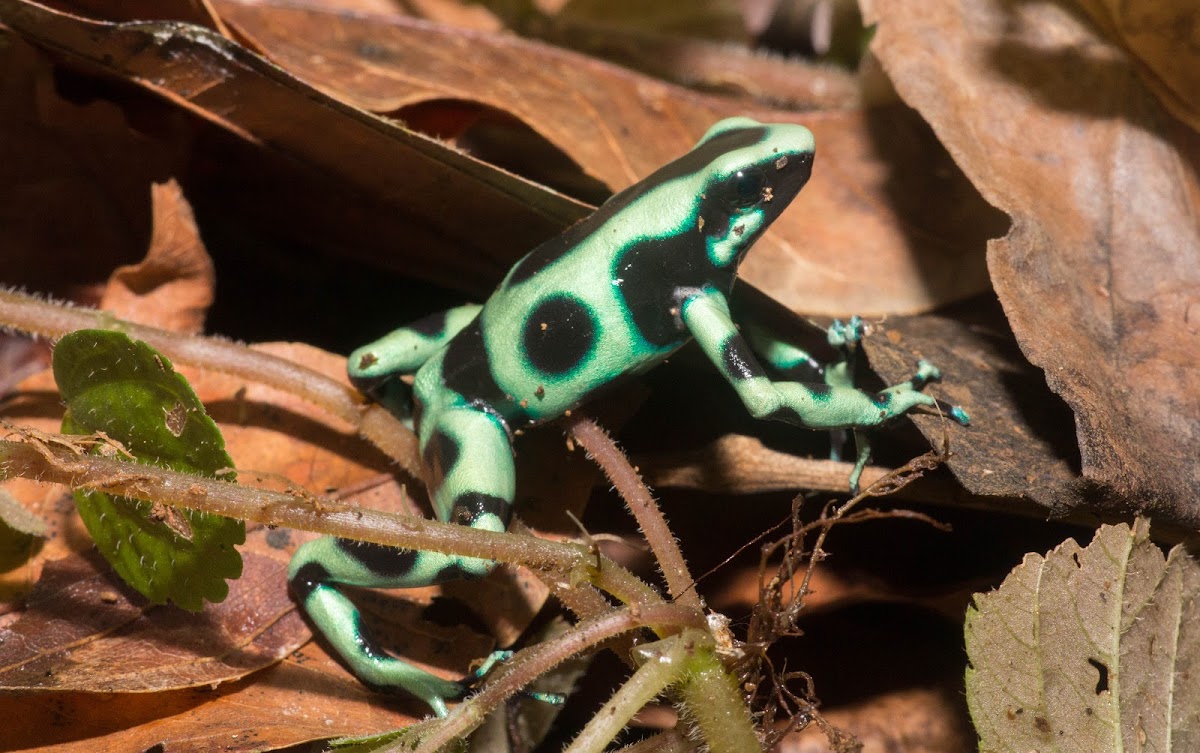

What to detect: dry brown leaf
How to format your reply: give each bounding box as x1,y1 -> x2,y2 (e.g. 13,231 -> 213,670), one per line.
33,0 -> 226,29
1,640 -> 422,751
390,0 -> 506,31
532,22 -> 863,110
551,0 -> 747,42
216,0 -> 1001,316
1072,0 -> 1200,133
0,0 -> 589,294
98,180 -> 216,334
0,551 -> 306,691
866,0 -> 1200,522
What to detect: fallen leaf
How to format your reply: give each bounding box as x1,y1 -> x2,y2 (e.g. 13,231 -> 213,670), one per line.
217,0 -> 1003,315
99,180 -> 216,334
0,0 -> 588,296
0,551 -> 306,692
0,640 -> 423,751
965,519 -> 1200,752
0,34 -> 164,301
865,0 -> 1200,521
1072,0 -> 1200,132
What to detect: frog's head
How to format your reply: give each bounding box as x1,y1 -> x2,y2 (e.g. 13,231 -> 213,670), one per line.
689,117 -> 815,269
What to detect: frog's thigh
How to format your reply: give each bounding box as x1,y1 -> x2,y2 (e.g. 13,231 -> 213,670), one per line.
422,405 -> 515,541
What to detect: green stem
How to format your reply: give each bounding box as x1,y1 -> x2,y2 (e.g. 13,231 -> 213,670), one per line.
405,604 -> 705,753
564,633 -> 691,753
676,636 -> 763,753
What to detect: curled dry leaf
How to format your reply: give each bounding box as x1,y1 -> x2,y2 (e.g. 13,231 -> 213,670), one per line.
866,0 -> 1200,523
0,0 -> 587,294
1072,0 -> 1200,133
0,35 -> 164,301
99,180 -> 216,335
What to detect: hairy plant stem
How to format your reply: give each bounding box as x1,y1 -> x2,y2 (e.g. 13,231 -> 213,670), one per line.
613,730 -> 693,753
567,415 -> 703,612
676,636 -> 764,753
563,633 -> 691,753
406,605 -> 706,753
0,436 -> 659,607
0,288 -> 421,477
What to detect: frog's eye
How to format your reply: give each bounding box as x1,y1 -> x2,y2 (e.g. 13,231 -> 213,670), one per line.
724,168 -> 767,209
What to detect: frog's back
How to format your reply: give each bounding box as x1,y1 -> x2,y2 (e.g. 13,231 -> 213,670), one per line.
422,118 -> 816,427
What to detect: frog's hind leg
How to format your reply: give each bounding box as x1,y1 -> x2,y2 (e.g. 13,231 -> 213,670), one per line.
288,401 -> 514,717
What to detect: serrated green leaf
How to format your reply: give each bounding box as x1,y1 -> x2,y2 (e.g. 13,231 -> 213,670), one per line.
965,519 -> 1200,753
54,329 -> 244,611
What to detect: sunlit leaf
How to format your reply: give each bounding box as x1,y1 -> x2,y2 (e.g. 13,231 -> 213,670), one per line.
54,330 -> 243,611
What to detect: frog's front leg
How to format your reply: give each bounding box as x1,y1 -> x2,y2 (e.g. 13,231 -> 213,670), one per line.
743,314 -> 865,466
288,379 -> 514,717
347,304 -> 482,423
681,291 -> 968,490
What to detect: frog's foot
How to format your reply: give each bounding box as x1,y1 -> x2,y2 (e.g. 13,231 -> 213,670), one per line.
455,649 -> 567,706
898,360 -> 970,426
826,315 -> 865,350
834,362 -> 967,492
847,428 -> 870,495
822,316 -> 866,389
350,372 -> 415,427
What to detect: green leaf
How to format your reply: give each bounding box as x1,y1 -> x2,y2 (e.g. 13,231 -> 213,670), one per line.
965,519 -> 1200,752
54,329 -> 244,611
0,488 -> 47,571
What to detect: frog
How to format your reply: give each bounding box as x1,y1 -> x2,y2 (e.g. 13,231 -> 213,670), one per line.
288,117 -> 970,717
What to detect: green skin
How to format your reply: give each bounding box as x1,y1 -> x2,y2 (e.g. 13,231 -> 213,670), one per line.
288,117 -> 970,717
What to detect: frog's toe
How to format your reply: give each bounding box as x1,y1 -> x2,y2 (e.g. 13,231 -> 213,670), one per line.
947,403 -> 971,426
827,316 -> 866,348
